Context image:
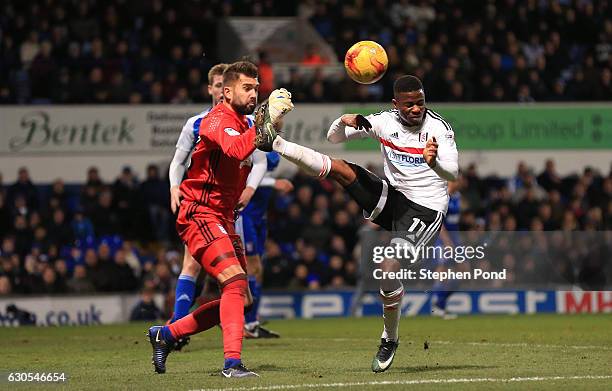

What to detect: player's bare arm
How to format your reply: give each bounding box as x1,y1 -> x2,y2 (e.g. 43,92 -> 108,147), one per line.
236,187 -> 256,212
170,185 -> 182,214
340,114 -> 372,130
273,178 -> 294,193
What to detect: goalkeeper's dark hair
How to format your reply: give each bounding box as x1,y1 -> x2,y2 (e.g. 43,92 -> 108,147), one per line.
223,61 -> 258,86
393,75 -> 423,95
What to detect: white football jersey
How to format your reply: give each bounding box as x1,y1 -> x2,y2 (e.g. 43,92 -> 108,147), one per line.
333,109 -> 458,214
175,108 -> 212,153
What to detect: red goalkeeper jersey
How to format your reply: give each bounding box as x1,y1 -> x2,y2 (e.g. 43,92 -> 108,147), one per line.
180,103 -> 257,221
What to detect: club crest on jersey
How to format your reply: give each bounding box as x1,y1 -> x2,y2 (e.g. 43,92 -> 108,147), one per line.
419,132 -> 428,143
217,224 -> 228,234
224,127 -> 240,136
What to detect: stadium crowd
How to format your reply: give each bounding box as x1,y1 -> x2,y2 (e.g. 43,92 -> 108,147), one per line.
0,159 -> 611,298
1,0 -> 610,104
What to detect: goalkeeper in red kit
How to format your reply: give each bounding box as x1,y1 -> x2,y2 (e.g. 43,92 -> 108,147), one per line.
147,61 -> 293,378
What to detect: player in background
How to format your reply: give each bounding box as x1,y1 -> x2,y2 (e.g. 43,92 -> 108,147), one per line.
235,151 -> 294,338
255,75 -> 458,373
167,63 -> 269,350
148,61 -> 294,377
430,176 -> 462,319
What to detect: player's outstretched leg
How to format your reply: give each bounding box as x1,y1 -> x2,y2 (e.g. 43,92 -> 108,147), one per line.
168,246 -> 201,351
147,325 -> 176,374
272,136 -> 333,179
147,298 -> 220,373
431,276 -> 458,320
218,268 -> 259,378
244,254 -> 280,339
204,235 -> 258,378
270,136 -> 407,372
372,259 -> 403,373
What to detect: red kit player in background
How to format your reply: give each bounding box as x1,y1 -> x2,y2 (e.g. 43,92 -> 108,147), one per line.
147,61 -> 294,378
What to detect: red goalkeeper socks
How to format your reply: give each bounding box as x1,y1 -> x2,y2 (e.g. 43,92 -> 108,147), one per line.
168,299 -> 221,340
220,276 -> 248,360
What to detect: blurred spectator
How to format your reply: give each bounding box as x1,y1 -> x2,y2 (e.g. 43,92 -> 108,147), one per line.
301,44 -> 329,65
130,288 -> 162,321
54,258 -> 69,281
288,264 -> 309,289
71,208 -> 95,242
301,210 -> 331,249
113,249 -> 138,292
0,192 -> 10,239
263,240 -> 293,288
40,266 -> 67,294
48,179 -> 68,212
30,41 -> 56,102
47,209 -> 73,247
258,51 -> 275,98
0,275 -> 12,295
295,244 -> 327,288
83,248 -> 103,290
20,31 -> 40,68
108,72 -> 131,103
113,166 -> 142,239
67,264 -> 95,293
7,168 -> 38,212
537,160 -> 562,192
140,164 -> 169,242
12,215 -> 32,257
284,67 -> 307,102
90,188 -> 120,237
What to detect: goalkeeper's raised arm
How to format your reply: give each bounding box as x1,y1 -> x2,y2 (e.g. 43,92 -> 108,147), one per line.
254,88 -> 294,151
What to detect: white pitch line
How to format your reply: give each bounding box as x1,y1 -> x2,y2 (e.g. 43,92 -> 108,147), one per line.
288,338 -> 612,351
431,340 -> 612,351
193,375 -> 612,391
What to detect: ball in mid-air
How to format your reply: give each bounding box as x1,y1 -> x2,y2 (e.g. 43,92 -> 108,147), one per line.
344,41 -> 388,84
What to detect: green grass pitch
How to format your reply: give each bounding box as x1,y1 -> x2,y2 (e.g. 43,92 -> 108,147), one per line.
3,314 -> 612,390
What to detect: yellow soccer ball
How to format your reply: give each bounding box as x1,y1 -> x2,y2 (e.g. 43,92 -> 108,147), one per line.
344,41 -> 388,84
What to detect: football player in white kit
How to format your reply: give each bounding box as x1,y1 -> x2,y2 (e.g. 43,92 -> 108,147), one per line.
256,75 -> 458,372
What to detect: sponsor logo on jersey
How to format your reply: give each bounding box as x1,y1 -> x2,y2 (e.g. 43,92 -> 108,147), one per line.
217,224 -> 228,234
387,149 -> 426,166
224,127 -> 240,136
390,132 -> 399,139
419,132 -> 428,143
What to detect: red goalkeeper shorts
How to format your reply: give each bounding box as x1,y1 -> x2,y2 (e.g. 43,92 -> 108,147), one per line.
176,201 -> 246,279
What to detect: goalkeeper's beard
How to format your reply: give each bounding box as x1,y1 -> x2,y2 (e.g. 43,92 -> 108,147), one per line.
233,101 -> 256,115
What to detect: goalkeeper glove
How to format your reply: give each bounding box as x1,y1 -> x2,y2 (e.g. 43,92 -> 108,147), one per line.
254,88 -> 294,151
